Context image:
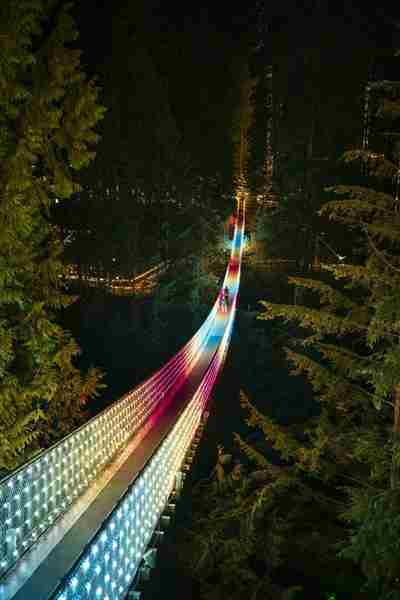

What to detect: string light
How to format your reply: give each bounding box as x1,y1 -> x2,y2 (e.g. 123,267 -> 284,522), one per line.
49,195 -> 245,600
1,197 -> 245,600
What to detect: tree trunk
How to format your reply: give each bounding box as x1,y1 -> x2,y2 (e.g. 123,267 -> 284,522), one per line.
313,235 -> 321,271
390,384 -> 400,489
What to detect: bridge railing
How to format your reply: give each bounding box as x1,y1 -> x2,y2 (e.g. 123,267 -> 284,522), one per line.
0,299 -> 218,578
49,221 -> 243,600
50,307 -> 234,600
0,201 -> 244,583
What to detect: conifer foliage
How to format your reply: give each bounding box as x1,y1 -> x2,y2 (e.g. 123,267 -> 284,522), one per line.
255,80 -> 400,596
0,0 -> 105,470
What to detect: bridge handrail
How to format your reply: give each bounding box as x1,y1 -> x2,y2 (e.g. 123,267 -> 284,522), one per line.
50,215 -> 244,600
0,202 -> 244,584
50,315 -> 233,600
0,297 -> 218,578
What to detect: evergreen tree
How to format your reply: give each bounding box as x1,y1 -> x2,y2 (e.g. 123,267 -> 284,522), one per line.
252,76 -> 400,597
0,0 -> 105,469
176,442 -> 303,600
250,5 -> 373,269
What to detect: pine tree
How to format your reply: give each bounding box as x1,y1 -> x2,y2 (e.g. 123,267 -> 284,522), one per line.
175,438 -> 304,600
0,0 -> 105,470
252,76 -> 400,596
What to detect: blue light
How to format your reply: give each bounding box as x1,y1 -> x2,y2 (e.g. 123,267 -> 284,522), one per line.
70,576 -> 78,589
82,558 -> 90,572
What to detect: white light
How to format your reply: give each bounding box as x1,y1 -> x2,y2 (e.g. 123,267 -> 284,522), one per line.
82,558 -> 90,572
70,576 -> 78,589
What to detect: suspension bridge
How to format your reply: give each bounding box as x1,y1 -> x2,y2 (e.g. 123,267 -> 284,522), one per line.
0,194 -> 246,600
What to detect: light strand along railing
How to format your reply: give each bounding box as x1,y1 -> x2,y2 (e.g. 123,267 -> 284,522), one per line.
51,316 -> 232,600
50,208 -> 245,600
0,297 -> 218,578
0,198 -> 244,584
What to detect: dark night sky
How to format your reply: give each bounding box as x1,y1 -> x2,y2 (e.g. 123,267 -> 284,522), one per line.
74,0 -> 399,91
74,0 -> 255,70
71,0 -> 257,178
71,0 -> 400,178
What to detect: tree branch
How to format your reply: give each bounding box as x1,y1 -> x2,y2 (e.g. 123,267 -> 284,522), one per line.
363,224 -> 400,273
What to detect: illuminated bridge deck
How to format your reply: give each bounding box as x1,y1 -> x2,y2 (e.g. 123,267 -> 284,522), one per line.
0,194 -> 246,600
0,335 -> 221,600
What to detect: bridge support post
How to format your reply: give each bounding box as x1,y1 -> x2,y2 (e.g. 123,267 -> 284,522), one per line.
166,501 -> 176,514
143,547 -> 157,569
138,565 -> 151,582
154,529 -> 164,544
161,514 -> 171,528
174,470 -> 184,498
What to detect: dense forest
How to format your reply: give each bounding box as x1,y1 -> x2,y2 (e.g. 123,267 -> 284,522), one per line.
1,1 -> 400,599
162,5 -> 400,600
55,0 -> 251,279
